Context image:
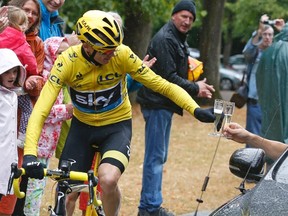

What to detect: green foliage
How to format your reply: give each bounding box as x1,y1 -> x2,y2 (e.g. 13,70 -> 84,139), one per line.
226,0 -> 288,42
59,0 -> 125,32
60,0 -> 179,33
121,0 -> 174,20
59,0 -> 288,54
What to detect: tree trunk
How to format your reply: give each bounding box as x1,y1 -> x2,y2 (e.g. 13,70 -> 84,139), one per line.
222,4 -> 235,67
122,8 -> 153,103
199,0 -> 226,104
223,34 -> 233,66
123,12 -> 153,59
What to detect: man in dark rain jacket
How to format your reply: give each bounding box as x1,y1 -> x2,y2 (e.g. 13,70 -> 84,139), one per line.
256,18 -> 288,167
137,0 -> 214,215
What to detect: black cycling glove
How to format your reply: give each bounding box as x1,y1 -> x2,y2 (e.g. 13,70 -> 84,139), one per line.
194,107 -> 224,131
22,155 -> 44,179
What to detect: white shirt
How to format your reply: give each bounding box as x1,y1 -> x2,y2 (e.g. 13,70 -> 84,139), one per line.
0,86 -> 18,195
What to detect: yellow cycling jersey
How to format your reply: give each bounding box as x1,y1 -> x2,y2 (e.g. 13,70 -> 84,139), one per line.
24,44 -> 200,156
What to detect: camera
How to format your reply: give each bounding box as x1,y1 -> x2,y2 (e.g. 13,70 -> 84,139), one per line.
263,20 -> 276,25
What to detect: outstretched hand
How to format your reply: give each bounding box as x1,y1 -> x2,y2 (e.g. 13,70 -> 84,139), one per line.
196,78 -> 215,99
143,54 -> 157,68
222,122 -> 248,143
273,18 -> 286,32
25,75 -> 44,90
66,31 -> 81,46
194,107 -> 224,131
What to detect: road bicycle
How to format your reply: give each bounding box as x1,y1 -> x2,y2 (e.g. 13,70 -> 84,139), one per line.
7,158 -> 105,216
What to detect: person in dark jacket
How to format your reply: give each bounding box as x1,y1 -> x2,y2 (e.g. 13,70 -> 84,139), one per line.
136,1 -> 214,215
256,18 -> 288,168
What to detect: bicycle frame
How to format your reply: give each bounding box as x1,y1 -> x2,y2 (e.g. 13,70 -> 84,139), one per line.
7,159 -> 103,216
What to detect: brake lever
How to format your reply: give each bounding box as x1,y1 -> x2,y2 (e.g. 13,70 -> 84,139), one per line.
87,170 -> 98,205
7,163 -> 23,194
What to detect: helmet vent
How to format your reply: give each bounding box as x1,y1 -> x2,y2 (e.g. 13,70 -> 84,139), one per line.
76,22 -> 82,36
92,28 -> 114,45
114,21 -> 121,35
103,17 -> 113,27
84,32 -> 103,46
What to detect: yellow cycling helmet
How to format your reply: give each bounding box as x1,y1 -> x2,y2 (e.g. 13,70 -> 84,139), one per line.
76,10 -> 123,51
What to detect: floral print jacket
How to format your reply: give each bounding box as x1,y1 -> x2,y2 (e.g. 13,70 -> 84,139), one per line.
37,37 -> 72,158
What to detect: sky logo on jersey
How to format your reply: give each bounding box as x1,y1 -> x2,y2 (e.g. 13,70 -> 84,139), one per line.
70,82 -> 122,113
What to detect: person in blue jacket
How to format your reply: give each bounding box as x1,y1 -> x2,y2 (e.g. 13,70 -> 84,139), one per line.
38,0 -> 64,41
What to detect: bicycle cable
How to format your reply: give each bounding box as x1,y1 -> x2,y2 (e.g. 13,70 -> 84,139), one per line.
194,103 -> 280,216
194,133 -> 222,216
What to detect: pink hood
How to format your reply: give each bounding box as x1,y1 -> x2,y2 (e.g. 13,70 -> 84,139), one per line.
44,36 -> 66,73
0,27 -> 38,76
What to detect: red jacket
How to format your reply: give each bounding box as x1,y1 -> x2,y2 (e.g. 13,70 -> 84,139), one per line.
0,27 -> 38,76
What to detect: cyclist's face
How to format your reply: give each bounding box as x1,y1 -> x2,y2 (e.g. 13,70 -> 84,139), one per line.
83,43 -> 116,65
42,0 -> 65,12
171,10 -> 194,34
94,49 -> 116,65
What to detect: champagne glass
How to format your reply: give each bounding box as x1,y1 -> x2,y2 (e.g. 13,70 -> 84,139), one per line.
209,99 -> 224,136
224,101 -> 235,133
222,102 -> 235,133
223,101 -> 235,123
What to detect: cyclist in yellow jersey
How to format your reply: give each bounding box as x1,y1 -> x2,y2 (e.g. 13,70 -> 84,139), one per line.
22,10 -> 218,216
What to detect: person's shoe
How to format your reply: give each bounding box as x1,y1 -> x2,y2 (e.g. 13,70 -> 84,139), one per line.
157,207 -> 175,216
138,207 -> 175,216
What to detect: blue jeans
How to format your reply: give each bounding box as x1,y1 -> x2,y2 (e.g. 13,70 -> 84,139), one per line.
139,108 -> 173,212
246,101 -> 262,147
